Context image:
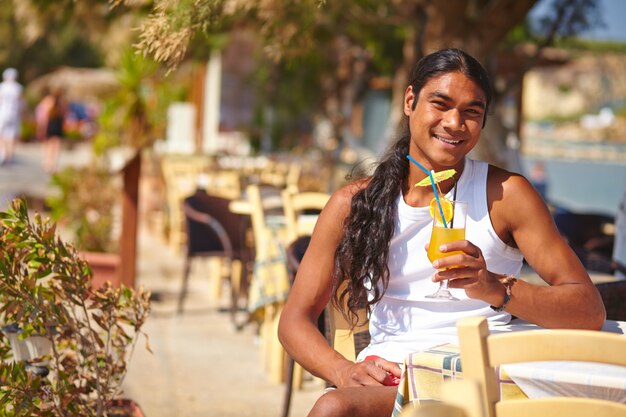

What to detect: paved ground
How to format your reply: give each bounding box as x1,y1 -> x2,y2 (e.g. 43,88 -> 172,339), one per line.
124,228 -> 323,417
0,142 -> 322,417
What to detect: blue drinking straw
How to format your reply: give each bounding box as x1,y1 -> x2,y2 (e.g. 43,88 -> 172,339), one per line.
406,155 -> 448,228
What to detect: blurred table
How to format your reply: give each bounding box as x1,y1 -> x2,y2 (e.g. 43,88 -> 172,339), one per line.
393,319 -> 626,416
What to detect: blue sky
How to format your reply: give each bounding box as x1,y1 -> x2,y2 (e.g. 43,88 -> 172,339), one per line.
584,0 -> 626,41
530,0 -> 626,41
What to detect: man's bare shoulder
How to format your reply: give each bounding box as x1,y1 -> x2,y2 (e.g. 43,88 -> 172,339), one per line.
486,163 -> 549,231
336,177 -> 370,197
486,164 -> 535,199
327,178 -> 371,215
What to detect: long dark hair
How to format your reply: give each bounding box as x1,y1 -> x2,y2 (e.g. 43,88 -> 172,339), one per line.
332,48 -> 492,325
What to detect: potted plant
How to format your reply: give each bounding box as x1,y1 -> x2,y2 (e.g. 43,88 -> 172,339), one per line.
46,162 -> 121,288
0,198 -> 151,416
47,48 -> 185,289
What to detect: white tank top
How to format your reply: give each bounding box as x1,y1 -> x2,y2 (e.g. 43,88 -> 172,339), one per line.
356,158 -> 523,363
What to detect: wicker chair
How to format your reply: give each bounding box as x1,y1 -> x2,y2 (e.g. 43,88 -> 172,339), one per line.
595,280 -> 626,321
178,189 -> 252,326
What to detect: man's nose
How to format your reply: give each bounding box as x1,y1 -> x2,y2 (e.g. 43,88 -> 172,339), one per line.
441,108 -> 464,130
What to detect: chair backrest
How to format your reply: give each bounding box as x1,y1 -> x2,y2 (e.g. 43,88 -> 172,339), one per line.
246,184 -> 285,258
399,379 -> 485,417
183,190 -> 250,261
326,281 -> 370,362
161,155 -> 212,251
398,403 -> 469,417
284,232 -> 369,362
203,170 -> 242,200
281,189 -> 330,244
457,316 -> 626,417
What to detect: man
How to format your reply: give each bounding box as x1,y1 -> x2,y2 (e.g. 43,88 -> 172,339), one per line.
278,48 -> 604,417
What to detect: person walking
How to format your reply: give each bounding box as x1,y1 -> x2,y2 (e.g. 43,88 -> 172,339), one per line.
0,68 -> 24,165
38,88 -> 67,174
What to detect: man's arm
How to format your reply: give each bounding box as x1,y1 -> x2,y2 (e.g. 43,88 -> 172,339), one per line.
278,182 -> 400,387
487,167 -> 605,329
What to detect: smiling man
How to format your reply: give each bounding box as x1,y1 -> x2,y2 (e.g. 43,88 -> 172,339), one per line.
278,48 -> 605,417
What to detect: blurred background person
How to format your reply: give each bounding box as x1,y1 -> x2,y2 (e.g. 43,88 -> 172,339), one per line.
38,89 -> 67,174
0,68 -> 24,166
35,88 -> 53,142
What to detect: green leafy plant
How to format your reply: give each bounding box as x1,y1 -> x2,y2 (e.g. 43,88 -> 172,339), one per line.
46,164 -> 118,253
92,47 -> 186,156
0,198 -> 151,416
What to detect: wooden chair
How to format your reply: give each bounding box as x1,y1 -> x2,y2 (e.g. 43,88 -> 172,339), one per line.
281,236 -> 314,417
281,189 -> 330,244
161,155 -> 213,252
202,170 -> 242,201
280,187 -> 358,362
280,236 -> 369,417
457,316 -> 626,417
399,403 -> 469,417
326,283 -> 370,362
245,184 -> 289,384
399,379 -> 485,417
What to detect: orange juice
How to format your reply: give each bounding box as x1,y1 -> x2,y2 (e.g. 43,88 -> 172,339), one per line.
427,225 -> 465,263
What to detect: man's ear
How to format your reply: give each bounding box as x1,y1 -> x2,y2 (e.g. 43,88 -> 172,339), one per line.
403,86 -> 416,116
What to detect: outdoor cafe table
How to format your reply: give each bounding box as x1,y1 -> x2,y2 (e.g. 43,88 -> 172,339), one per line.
392,319 -> 626,416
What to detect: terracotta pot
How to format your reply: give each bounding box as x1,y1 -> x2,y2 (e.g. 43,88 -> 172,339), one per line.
108,398 -> 146,417
81,251 -> 121,289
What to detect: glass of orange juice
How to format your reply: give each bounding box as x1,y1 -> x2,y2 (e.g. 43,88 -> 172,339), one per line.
425,200 -> 468,300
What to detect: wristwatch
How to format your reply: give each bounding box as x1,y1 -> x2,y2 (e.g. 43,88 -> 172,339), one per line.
490,275 -> 517,312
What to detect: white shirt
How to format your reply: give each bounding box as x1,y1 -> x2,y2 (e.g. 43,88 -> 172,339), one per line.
0,80 -> 23,127
357,158 -> 524,363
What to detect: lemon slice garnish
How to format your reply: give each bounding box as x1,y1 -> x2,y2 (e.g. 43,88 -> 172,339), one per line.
414,169 -> 456,187
429,197 -> 453,226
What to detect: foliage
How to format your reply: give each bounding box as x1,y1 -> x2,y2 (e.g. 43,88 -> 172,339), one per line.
92,47 -> 187,154
46,164 -> 119,253
3,0 -> 154,80
127,0 -> 607,166
0,198 -> 151,416
0,0 -> 107,82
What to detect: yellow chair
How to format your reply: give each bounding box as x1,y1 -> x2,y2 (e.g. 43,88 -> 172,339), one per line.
399,379 -> 485,417
457,316 -> 626,417
203,170 -> 242,201
161,155 -> 212,252
246,184 -> 290,384
281,189 -> 330,244
279,190 -> 329,391
399,404 -> 468,417
326,281 -> 370,362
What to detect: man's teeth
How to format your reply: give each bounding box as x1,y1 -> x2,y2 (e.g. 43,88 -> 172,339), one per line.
435,135 -> 460,144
